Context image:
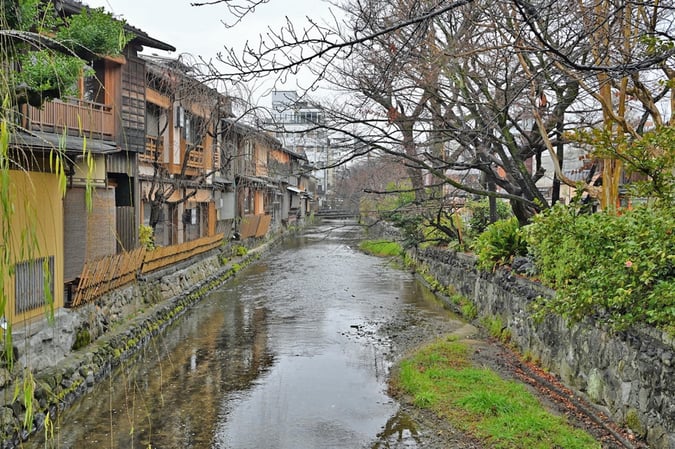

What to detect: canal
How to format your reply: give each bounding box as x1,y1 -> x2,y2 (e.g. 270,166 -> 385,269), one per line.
29,223 -> 467,449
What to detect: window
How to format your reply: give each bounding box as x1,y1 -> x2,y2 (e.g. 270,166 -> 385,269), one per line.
184,112 -> 205,144
82,60 -> 105,103
14,256 -> 54,314
244,140 -> 253,161
243,187 -> 253,213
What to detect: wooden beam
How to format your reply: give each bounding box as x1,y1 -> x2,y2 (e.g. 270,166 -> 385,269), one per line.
146,87 -> 171,108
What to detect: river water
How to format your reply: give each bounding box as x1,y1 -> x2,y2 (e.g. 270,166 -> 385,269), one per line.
28,223 -> 466,449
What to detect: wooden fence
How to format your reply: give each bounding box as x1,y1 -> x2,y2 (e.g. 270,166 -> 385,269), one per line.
141,233 -> 224,274
69,233 -> 225,308
70,247 -> 146,307
22,98 -> 115,140
240,214 -> 271,239
240,214 -> 260,239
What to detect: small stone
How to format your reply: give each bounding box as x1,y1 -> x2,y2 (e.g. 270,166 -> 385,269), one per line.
0,369 -> 10,388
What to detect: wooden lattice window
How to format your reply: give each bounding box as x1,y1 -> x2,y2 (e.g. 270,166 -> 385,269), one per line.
14,256 -> 54,314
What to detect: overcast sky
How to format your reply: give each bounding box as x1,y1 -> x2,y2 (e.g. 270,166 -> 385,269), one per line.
84,0 -> 335,102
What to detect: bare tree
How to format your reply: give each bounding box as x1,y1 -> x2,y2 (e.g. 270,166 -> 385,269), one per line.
194,0 -> 673,223
142,55 -> 232,232
512,0 -> 675,207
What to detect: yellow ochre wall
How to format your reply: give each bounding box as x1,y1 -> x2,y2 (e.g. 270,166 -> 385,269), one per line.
2,171 -> 64,325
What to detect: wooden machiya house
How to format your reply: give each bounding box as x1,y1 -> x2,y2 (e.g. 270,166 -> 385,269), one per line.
139,56 -> 235,246
221,118 -> 316,238
4,0 -> 174,325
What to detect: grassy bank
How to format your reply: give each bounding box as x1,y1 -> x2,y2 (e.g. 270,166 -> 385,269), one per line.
359,239 -> 403,257
391,336 -> 601,449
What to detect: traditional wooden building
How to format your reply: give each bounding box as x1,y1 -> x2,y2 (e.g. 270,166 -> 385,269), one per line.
5,0 -> 174,324
139,56 -> 234,246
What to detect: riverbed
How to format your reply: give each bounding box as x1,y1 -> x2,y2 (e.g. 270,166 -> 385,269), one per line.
27,223 -> 468,449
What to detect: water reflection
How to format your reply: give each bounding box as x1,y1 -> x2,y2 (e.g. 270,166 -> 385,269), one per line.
28,224 -> 464,449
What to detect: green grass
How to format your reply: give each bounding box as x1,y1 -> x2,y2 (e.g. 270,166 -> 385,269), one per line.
359,239 -> 403,257
393,337 -> 601,449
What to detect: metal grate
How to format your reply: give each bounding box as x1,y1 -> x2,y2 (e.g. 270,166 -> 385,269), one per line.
14,256 -> 54,314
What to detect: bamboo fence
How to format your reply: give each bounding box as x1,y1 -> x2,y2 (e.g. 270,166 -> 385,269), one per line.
70,247 -> 146,307
70,233 -> 225,308
141,233 -> 224,274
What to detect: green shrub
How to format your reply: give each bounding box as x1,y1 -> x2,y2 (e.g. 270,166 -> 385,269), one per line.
139,225 -> 155,250
16,50 -> 86,98
527,203 -> 675,333
233,245 -> 248,257
461,302 -> 478,320
57,7 -> 132,56
466,198 -> 512,236
473,217 -> 527,271
482,316 -> 512,343
71,328 -> 91,351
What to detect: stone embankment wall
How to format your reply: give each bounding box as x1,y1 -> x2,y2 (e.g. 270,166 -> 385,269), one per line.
417,247 -> 674,449
0,239 -> 276,448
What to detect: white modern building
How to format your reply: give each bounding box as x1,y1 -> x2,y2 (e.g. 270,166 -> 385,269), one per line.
264,90 -> 337,207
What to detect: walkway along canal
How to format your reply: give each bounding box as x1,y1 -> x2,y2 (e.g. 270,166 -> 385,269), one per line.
25,222 -> 468,449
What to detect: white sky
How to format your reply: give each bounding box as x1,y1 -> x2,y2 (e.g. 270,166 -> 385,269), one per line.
84,0 -> 336,103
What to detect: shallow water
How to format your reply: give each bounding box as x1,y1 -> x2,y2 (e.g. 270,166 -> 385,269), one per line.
28,223 -> 465,449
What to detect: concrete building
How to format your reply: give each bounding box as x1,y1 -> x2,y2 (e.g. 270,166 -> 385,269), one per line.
265,91 -> 331,206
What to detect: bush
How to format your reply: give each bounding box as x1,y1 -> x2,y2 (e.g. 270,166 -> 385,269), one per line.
16,50 -> 86,98
57,8 -> 132,56
527,203 -> 675,333
473,217 -> 527,271
139,225 -> 155,250
233,245 -> 248,257
466,198 -> 512,236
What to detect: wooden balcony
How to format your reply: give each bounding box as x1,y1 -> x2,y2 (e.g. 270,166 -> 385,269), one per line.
140,136 -> 164,163
21,98 -> 115,141
186,144 -> 205,170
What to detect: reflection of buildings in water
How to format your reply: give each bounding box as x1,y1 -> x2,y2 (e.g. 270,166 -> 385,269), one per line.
216,303 -> 274,388
159,302 -> 274,448
40,298 -> 275,449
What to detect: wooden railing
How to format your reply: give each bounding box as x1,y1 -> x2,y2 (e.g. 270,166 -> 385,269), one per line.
70,247 -> 146,307
141,233 -> 224,274
69,234 -> 225,308
186,144 -> 205,169
140,135 -> 164,163
21,98 -> 115,140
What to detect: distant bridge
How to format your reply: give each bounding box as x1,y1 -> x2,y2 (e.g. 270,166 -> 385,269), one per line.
315,209 -> 360,220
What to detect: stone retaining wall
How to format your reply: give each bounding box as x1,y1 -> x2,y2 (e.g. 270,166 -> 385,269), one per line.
418,247 -> 674,449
